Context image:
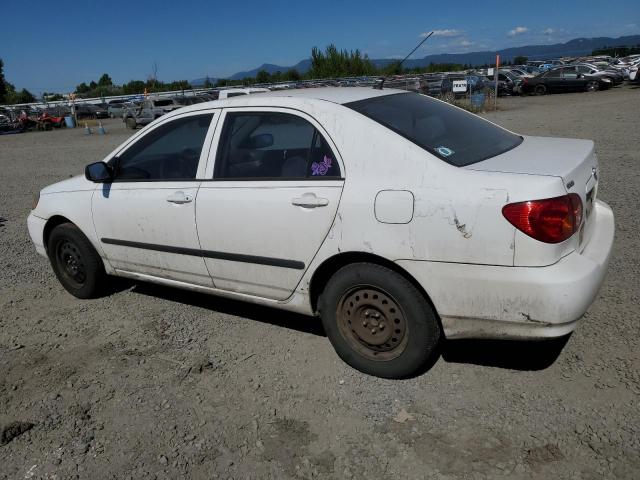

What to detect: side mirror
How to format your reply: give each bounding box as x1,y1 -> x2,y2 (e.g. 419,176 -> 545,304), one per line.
239,133 -> 273,149
85,162 -> 113,183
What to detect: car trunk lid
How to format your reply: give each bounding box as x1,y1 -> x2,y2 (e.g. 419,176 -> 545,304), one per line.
467,135 -> 599,253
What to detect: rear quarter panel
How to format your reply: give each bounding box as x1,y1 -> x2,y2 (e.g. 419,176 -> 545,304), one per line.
296,103 -> 565,270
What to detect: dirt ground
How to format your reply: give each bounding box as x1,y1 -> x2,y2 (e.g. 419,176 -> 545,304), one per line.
1,87 -> 639,480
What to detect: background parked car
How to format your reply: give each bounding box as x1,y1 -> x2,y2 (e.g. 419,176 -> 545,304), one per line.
107,102 -> 127,118
123,97 -> 183,129
75,104 -> 108,120
573,64 -> 624,85
520,66 -> 612,95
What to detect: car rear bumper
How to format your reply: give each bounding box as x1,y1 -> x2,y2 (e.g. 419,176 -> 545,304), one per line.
397,200 -> 615,340
27,213 -> 48,257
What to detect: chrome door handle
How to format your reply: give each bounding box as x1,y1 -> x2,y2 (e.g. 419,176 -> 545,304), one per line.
166,191 -> 193,204
291,193 -> 329,208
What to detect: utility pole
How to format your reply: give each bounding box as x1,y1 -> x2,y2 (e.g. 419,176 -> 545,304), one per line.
494,54 -> 500,111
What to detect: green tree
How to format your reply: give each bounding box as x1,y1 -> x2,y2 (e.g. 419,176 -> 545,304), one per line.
310,45 -> 375,78
513,56 -> 528,65
256,70 -> 271,83
203,76 -> 214,88
98,73 -> 113,86
89,81 -> 98,89
0,58 -> 7,104
285,69 -> 301,81
6,88 -> 35,104
76,82 -> 90,94
122,80 -> 146,94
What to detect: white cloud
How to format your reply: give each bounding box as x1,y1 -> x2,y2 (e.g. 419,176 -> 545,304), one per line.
420,29 -> 462,38
542,28 -> 555,35
460,40 -> 473,47
508,26 -> 529,37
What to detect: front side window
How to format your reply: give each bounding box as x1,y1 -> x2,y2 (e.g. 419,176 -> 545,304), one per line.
544,70 -> 561,78
113,114 -> 213,181
214,112 -> 340,179
562,68 -> 578,79
346,92 -> 522,167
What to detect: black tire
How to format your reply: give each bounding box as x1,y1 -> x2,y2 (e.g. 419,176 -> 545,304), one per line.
125,117 -> 137,129
585,80 -> 599,92
534,84 -> 547,95
318,263 -> 441,379
47,223 -> 106,299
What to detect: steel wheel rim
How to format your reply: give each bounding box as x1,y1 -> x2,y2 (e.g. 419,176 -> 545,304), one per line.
56,240 -> 86,288
587,81 -> 597,91
337,286 -> 409,361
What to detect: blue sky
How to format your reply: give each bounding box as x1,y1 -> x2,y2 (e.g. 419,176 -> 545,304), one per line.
2,0 -> 639,94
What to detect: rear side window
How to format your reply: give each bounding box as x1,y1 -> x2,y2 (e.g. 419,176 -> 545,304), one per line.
214,112 -> 340,179
114,114 -> 213,181
346,92 -> 522,167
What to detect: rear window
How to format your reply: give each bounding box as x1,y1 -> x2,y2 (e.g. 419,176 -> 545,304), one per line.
154,99 -> 173,107
345,92 -> 522,167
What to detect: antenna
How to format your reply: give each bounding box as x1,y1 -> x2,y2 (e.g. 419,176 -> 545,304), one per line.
374,31 -> 434,90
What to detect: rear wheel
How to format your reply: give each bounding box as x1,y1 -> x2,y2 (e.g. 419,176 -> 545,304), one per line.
585,80 -> 599,92
319,263 -> 441,378
47,223 -> 105,299
535,84 -> 547,95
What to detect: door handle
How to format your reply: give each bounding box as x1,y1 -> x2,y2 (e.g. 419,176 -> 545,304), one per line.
166,191 -> 193,204
291,193 -> 329,208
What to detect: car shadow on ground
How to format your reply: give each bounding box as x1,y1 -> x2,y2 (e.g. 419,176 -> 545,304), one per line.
440,335 -> 571,371
130,281 -> 327,337
119,280 -> 569,372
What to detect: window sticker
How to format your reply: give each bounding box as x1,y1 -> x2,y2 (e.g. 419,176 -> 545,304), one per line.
436,146 -> 454,157
311,155 -> 333,176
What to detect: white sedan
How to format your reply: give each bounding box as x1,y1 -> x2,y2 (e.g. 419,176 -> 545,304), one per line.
27,88 -> 615,378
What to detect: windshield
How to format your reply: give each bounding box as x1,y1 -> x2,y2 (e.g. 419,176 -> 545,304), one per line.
346,92 -> 522,167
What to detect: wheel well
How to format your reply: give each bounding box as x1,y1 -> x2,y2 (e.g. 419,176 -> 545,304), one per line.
308,252 -> 437,316
42,215 -> 73,253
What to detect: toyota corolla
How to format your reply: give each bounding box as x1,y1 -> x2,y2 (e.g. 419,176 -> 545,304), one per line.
27,88 -> 615,378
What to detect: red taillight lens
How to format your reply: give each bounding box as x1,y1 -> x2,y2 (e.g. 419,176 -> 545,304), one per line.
502,194 -> 583,244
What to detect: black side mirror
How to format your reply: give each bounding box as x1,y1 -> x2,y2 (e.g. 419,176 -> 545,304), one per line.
85,162 -> 113,183
239,133 -> 274,149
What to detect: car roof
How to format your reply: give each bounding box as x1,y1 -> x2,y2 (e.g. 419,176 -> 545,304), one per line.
177,87 -> 406,113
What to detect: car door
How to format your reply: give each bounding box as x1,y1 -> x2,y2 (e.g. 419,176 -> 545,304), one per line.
196,108 -> 344,300
543,69 -> 562,91
560,67 -> 582,91
92,111 -> 218,286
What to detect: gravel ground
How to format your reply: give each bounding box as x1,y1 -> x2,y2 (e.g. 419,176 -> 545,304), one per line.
1,87 -> 639,480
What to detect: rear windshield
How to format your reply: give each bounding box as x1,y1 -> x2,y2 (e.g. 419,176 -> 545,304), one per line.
154,99 -> 173,106
346,92 -> 522,166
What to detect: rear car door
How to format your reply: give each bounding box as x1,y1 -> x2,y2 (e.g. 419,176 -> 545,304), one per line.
92,111 -> 217,286
196,108 -> 344,300
560,67 -> 582,91
543,69 -> 562,91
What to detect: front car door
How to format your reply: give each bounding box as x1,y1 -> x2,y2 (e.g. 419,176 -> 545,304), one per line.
196,108 -> 344,300
92,111 -> 217,286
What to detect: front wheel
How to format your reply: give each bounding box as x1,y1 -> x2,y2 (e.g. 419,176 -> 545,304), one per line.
535,84 -> 547,95
47,223 -> 106,298
585,80 -> 599,92
125,117 -> 137,129
319,263 -> 441,378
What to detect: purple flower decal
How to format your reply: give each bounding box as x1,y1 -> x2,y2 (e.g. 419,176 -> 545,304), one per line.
311,155 -> 332,176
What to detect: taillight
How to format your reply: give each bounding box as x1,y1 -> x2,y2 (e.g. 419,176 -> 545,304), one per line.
502,194 -> 583,244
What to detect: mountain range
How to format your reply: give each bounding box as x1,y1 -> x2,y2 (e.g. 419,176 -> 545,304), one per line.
192,35 -> 640,85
